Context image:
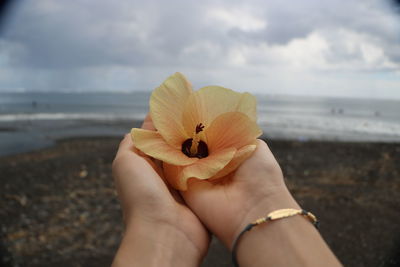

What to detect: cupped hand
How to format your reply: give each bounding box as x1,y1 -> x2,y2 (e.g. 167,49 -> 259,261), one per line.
181,139 -> 300,248
112,115 -> 210,264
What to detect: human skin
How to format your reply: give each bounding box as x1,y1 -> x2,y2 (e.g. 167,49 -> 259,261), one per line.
112,115 -> 341,266
111,116 -> 210,267
182,139 -> 342,266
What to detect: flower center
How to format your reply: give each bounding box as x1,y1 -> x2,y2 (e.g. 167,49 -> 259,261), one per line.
181,123 -> 208,158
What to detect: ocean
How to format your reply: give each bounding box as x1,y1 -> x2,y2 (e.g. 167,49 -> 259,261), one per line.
0,92 -> 399,156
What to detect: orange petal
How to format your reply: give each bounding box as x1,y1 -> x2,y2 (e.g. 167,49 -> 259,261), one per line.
211,142 -> 257,179
163,147 -> 236,190
163,164 -> 186,190
182,86 -> 257,136
150,72 -> 193,149
205,112 -> 262,152
131,128 -> 198,166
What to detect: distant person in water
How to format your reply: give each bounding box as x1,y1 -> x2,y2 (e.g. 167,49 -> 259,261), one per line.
111,115 -> 342,267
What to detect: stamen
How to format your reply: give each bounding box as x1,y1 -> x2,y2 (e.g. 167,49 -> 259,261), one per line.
181,123 -> 208,158
196,123 -> 204,134
190,123 -> 204,155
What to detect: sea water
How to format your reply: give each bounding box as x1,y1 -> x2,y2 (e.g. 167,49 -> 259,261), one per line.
0,92 -> 399,156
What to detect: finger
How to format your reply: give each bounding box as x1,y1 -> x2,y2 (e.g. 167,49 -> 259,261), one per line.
230,139 -> 282,186
116,133 -> 134,154
252,139 -> 282,173
141,113 -> 156,131
256,139 -> 279,163
140,114 -> 163,166
117,113 -> 154,154
117,112 -> 155,155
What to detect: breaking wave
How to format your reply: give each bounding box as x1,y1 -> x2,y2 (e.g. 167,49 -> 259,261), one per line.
0,112 -> 146,122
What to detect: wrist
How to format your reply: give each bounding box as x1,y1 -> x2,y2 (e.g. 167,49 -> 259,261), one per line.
229,184 -> 300,249
113,216 -> 202,267
230,202 -> 341,267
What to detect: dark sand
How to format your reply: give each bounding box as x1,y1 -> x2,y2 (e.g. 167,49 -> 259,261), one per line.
1,137 -> 400,267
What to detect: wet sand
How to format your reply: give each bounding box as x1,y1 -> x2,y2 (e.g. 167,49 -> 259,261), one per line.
1,137 -> 399,267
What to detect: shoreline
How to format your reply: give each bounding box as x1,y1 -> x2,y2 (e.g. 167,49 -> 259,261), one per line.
1,136 -> 400,266
1,112 -> 400,157
1,132 -> 400,158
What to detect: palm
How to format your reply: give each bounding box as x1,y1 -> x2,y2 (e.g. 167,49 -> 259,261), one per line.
182,139 -> 286,247
125,115 -> 210,256
170,196 -> 210,256
137,155 -> 210,257
182,167 -> 262,247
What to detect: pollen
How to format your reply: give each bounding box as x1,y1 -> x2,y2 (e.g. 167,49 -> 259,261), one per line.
195,123 -> 204,134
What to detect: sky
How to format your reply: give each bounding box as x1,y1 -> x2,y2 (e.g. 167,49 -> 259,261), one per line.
0,0 -> 400,99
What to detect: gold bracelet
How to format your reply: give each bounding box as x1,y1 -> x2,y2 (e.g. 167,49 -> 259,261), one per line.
232,208 -> 319,267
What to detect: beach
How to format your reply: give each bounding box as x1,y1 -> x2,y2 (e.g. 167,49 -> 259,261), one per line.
2,0 -> 400,265
1,135 -> 399,267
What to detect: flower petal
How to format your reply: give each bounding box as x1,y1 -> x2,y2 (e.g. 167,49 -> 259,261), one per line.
162,164 -> 186,190
131,128 -> 198,166
163,147 -> 236,190
182,86 -> 257,136
150,72 -> 193,148
211,142 -> 257,179
205,112 -> 262,152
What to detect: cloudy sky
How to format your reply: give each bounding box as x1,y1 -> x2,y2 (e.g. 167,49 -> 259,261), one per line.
0,0 -> 399,99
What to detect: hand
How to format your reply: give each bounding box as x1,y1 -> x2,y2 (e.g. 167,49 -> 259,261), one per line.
112,115 -> 210,267
182,139 -> 300,248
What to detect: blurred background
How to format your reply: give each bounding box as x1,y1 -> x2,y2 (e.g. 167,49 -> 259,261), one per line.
0,0 -> 399,266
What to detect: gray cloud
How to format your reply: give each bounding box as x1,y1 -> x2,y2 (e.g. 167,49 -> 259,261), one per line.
0,0 -> 399,98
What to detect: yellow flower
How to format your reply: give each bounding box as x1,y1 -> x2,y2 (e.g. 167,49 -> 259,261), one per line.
131,72 -> 262,190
